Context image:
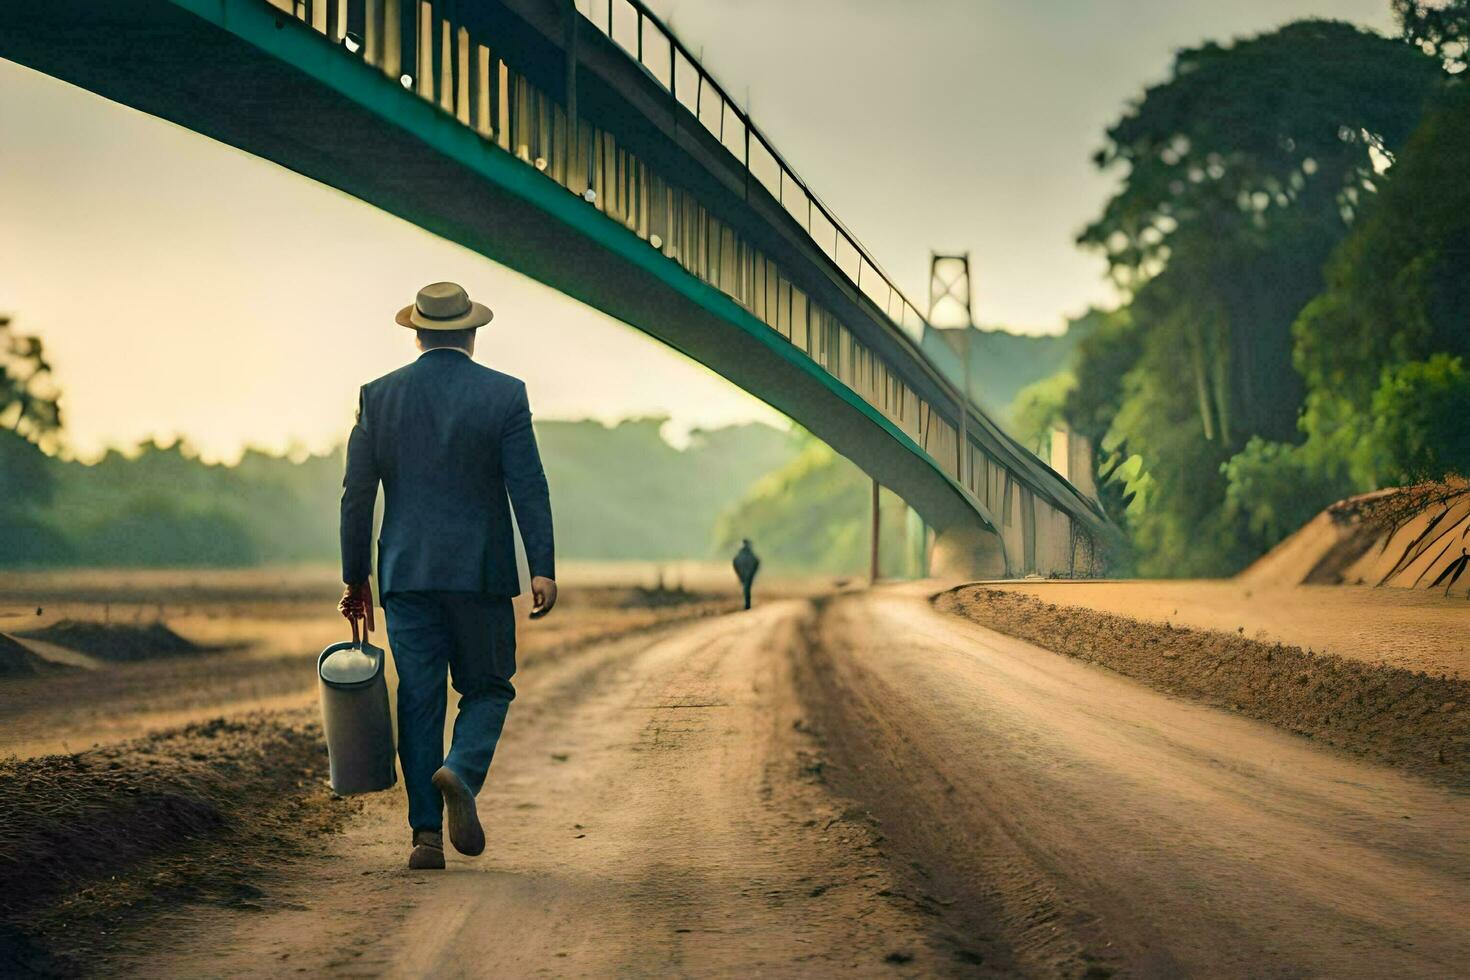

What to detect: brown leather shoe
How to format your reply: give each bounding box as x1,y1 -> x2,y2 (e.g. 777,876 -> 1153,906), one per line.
409,829 -> 445,870
431,766 -> 485,857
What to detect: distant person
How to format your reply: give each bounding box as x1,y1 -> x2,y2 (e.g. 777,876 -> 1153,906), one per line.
339,282 -> 556,872
733,539 -> 760,610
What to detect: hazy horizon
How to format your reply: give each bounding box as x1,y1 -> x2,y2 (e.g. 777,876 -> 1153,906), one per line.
55,413 -> 792,468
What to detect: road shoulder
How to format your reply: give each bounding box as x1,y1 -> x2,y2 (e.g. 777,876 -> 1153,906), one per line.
937,585 -> 1468,788
800,588 -> 1470,978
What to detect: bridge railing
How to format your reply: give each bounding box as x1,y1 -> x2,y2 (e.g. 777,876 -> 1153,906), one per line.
264,0 -> 1104,566
573,0 -> 930,345
268,0 -> 967,477
272,0 -> 927,345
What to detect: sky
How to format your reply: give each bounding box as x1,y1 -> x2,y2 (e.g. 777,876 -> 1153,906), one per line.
0,0 -> 1394,463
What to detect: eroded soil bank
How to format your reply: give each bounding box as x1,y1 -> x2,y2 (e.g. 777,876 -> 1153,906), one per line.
936,586 -> 1469,788
0,710 -> 355,976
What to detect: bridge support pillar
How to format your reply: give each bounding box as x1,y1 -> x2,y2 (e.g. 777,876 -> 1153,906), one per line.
869,479 -> 881,585
930,524 -> 1007,581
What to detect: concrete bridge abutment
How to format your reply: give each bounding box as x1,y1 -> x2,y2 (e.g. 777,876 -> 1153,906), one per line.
929,522 -> 1008,581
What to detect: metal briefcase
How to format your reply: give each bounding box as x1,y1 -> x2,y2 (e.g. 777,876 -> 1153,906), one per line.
317,632 -> 397,795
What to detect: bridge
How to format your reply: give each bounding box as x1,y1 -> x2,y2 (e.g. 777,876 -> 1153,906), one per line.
0,0 -> 1110,577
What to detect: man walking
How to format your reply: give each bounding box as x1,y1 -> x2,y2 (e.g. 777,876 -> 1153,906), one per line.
338,282 -> 556,871
732,539 -> 760,610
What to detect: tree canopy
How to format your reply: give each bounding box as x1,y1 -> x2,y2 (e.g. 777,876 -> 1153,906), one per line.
0,318 -> 66,562
1394,0 -> 1470,72
0,316 -> 61,449
1081,20 -> 1440,286
1067,16 -> 1452,575
1227,78 -> 1470,538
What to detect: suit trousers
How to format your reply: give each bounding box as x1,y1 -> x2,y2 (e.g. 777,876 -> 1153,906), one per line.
384,591 -> 517,831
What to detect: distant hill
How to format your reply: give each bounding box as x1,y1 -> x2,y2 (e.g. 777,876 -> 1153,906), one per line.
966,328 -> 1079,421
920,311 -> 1104,426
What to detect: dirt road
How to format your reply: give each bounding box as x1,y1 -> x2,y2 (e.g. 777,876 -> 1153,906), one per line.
110,589 -> 1467,978
128,601 -> 968,977
806,587 -> 1470,977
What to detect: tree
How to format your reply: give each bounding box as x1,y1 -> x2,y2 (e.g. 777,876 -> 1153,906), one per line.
75,497 -> 260,567
1081,20 -> 1439,444
0,316 -> 61,450
1395,0 -> 1470,72
1221,436 -> 1354,548
1008,372 -> 1076,457
0,317 -> 68,564
1286,79 -> 1470,485
1220,78 -> 1470,555
1074,20 -> 1443,574
1291,79 -> 1470,418
1366,355 -> 1470,484
1106,320 -> 1251,576
1059,308 -> 1142,531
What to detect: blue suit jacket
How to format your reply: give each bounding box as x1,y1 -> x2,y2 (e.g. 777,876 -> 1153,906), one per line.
340,348 -> 555,596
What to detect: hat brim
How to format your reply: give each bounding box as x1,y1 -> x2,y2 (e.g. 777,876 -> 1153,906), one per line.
395,301 -> 494,331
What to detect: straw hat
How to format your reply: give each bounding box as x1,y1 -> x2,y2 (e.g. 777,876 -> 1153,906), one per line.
395,282 -> 494,331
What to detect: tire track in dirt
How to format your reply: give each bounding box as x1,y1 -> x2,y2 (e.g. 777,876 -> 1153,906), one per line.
123,602 -> 977,978
796,587 -> 1470,979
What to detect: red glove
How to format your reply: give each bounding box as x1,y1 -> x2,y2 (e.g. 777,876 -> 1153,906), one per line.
338,581 -> 376,642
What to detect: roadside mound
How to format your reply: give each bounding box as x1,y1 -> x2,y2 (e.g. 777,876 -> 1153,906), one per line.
0,634 -> 63,678
618,585 -> 724,608
1241,479 -> 1470,595
15,620 -> 203,662
936,587 -> 1468,789
0,711 -> 357,975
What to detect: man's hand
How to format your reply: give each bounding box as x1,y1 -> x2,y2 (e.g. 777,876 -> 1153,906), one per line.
338,581 -> 376,638
529,576 -> 558,619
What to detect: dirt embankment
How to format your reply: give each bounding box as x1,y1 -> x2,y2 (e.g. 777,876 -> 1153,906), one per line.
0,711 -> 357,977
16,620 -> 205,662
0,635 -> 63,678
936,587 -> 1468,788
1243,478 -> 1470,595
